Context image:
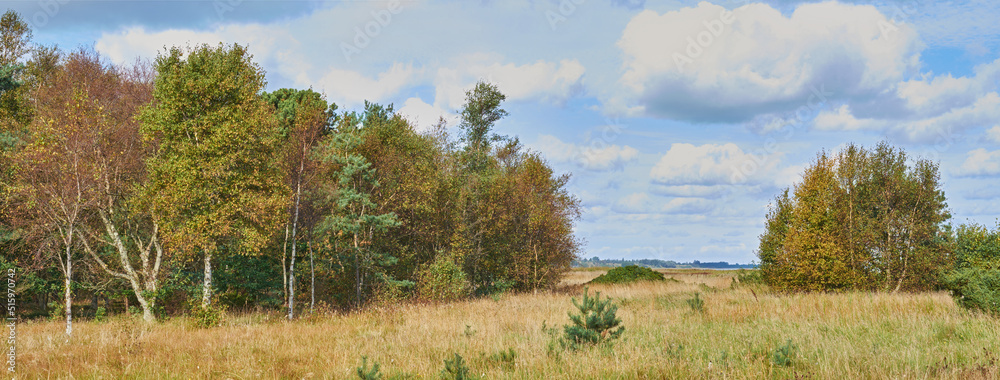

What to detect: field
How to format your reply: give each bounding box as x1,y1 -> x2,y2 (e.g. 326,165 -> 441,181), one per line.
14,269 -> 1000,379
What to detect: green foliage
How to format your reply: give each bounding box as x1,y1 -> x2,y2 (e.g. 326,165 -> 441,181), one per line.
589,265 -> 666,285
686,292 -> 705,313
94,306 -> 107,322
189,301 -> 224,328
732,269 -> 764,288
771,340 -> 798,367
417,252 -> 470,302
140,43 -> 288,309
486,348 -> 516,369
563,287 -> 624,348
758,142 -> 951,292
943,268 -> 1000,315
440,353 -> 474,380
316,110 -> 403,307
356,356 -> 382,380
942,223 -> 1000,314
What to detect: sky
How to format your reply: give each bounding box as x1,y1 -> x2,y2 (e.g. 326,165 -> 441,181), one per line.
7,0 -> 1000,264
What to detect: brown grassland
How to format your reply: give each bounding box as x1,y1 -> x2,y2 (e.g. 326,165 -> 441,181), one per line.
13,269 -> 1000,379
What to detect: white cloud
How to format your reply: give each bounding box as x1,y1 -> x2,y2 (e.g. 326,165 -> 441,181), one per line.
433,55 -> 585,110
536,134 -> 639,171
612,192 -> 655,214
987,126 -> 1000,143
396,97 -> 457,133
649,143 -> 781,186
661,197 -> 715,215
957,148 -> 1000,177
613,1 -> 921,121
815,57 -> 1000,143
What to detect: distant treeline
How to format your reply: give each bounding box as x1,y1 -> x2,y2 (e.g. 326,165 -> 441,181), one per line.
573,257 -> 756,269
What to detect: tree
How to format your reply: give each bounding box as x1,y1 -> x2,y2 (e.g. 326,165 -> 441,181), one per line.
315,107 -> 402,308
757,142 -> 950,292
11,48 -> 110,336
52,51 -> 165,323
453,81 -> 509,291
0,10 -> 32,260
139,44 -> 288,310
262,88 -> 335,319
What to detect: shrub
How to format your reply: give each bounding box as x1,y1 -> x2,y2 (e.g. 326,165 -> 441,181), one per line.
189,301 -> 225,328
771,340 -> 798,367
589,265 -> 665,285
686,293 -> 705,313
440,353 -> 474,380
94,306 -> 107,322
356,356 -> 382,380
943,223 -> 1000,315
563,287 -> 624,348
943,268 -> 1000,315
417,252 -> 470,302
486,348 -> 516,369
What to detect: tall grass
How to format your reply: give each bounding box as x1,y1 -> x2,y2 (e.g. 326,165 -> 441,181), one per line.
14,270 -> 1000,378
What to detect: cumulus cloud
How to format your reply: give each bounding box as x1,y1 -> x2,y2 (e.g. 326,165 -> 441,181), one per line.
536,134 -> 639,171
613,1 -> 921,122
957,148 -> 1000,177
987,126 -> 1000,143
433,54 -> 585,110
649,143 -> 782,186
94,3 -> 586,110
612,193 -> 715,215
814,56 -> 1000,142
396,97 -> 457,133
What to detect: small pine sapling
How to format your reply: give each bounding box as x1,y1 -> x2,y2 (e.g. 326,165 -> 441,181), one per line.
356,356 -> 382,380
563,287 -> 624,348
440,353 -> 474,380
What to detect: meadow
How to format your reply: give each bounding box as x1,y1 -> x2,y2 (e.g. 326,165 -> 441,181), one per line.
14,269 -> 1000,379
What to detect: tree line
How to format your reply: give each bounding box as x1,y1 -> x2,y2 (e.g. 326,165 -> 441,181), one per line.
0,11 -> 581,334
757,141 -> 1000,314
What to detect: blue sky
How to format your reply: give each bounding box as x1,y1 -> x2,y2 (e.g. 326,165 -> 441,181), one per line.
9,0 -> 1000,264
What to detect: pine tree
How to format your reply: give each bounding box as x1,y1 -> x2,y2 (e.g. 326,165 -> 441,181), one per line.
316,111 -> 402,307
563,287 -> 624,347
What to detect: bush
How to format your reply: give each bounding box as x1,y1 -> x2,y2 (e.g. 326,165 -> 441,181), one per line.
94,306 -> 107,322
589,265 -> 665,285
771,340 -> 798,367
943,223 -> 1000,314
190,301 -> 225,328
417,252 -> 470,302
563,287 -> 624,348
356,356 -> 382,380
943,268 -> 1000,315
440,353 -> 474,380
686,293 -> 705,313
486,348 -> 516,369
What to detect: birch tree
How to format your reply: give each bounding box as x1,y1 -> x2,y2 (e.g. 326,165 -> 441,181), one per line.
140,44 -> 287,310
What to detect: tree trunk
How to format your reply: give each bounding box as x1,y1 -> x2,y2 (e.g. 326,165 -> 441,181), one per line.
63,228 -> 73,337
309,240 -> 315,314
354,232 -> 361,307
202,250 -> 213,309
288,179 -> 302,320
282,223 -> 289,309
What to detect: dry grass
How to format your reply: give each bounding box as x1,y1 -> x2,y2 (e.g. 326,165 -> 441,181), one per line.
13,269 -> 1000,379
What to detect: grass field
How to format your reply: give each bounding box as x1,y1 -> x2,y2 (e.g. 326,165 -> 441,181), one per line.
13,269 -> 1000,379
